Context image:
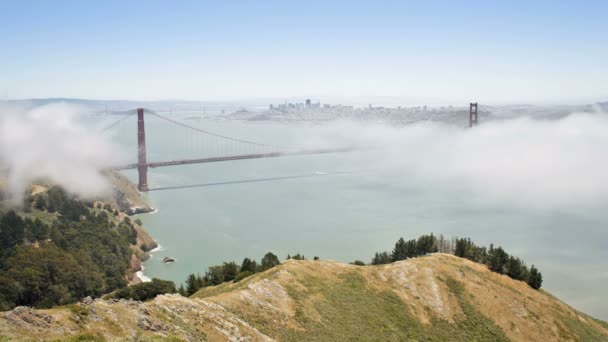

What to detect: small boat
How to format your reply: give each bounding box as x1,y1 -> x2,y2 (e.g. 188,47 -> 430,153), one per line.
162,257 -> 175,263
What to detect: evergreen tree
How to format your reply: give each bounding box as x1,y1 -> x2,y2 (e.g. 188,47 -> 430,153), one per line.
371,251 -> 391,265
488,247 -> 509,274
222,262 -> 239,282
391,237 -> 408,261
261,252 -> 280,271
185,273 -> 205,295
291,253 -> 305,260
206,266 -> 225,285
528,265 -> 543,290
29,218 -> 48,240
507,256 -> 528,281
34,196 -> 47,210
0,210 -> 25,249
112,278 -> 176,301
416,234 -> 438,255
178,284 -> 187,296
240,257 -> 257,273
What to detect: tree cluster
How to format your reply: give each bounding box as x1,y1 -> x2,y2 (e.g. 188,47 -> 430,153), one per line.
180,252 -> 281,296
372,234 -> 438,265
0,186 -> 141,310
370,234 -> 543,290
110,278 -> 176,301
286,253 -> 306,260
453,238 -> 543,289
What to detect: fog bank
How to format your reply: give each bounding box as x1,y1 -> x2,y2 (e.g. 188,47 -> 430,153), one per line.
314,112 -> 608,211
0,103 -> 127,200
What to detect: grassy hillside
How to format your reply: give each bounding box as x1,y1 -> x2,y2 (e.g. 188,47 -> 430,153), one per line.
1,254 -> 606,341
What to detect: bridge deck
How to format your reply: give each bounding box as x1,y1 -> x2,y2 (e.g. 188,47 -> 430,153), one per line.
113,147 -> 353,170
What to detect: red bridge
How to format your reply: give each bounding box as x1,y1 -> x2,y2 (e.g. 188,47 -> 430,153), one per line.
105,104 -> 479,191
105,109 -> 354,191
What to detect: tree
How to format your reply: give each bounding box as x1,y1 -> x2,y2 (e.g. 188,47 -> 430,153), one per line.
488,247 -> 509,274
405,239 -> 417,258
371,251 -> 391,265
178,284 -> 187,296
112,278 -> 176,301
528,265 -> 543,290
34,196 -> 47,211
261,252 -> 280,271
437,234 -> 453,253
454,237 -> 472,258
206,266 -> 225,285
0,275 -> 18,310
222,262 -> 239,282
352,260 -> 365,266
240,258 -> 257,274
0,210 -> 25,249
185,273 -> 205,295
4,244 -> 103,308
507,256 -> 528,281
416,234 -> 438,255
391,237 -> 408,261
288,253 -> 305,260
28,218 -> 48,240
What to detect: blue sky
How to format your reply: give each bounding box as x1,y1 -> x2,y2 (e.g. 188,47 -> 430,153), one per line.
1,1 -> 606,104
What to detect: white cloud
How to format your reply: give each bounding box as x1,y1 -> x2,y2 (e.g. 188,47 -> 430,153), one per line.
0,103 -> 128,200
314,112 -> 608,211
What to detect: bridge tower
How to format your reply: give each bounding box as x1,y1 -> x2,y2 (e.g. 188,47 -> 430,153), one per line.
137,108 -> 149,192
469,102 -> 478,127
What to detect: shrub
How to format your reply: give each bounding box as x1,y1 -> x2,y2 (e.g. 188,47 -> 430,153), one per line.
234,271 -> 253,283
111,278 -> 176,301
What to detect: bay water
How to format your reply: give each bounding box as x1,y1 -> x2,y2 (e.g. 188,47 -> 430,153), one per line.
119,118 -> 608,320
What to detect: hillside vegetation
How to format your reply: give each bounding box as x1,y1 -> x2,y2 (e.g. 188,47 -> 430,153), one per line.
1,254 -> 606,341
0,177 -> 157,311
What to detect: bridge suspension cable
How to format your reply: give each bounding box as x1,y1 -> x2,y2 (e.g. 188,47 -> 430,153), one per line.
101,108 -> 353,191
145,110 -> 282,149
100,110 -> 137,132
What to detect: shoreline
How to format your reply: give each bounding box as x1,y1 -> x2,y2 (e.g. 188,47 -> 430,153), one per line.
134,244 -> 163,283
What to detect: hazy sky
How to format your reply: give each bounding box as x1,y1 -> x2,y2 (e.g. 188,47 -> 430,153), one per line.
1,1 -> 606,103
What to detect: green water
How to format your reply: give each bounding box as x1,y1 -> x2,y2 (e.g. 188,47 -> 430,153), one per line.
121,119 -> 607,320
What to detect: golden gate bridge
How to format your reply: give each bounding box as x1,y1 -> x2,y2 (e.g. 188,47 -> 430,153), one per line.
104,108 -> 357,192
1,103 -> 479,191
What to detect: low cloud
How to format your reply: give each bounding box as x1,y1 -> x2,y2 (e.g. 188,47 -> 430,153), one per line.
313,112 -> 608,211
0,103 -> 128,200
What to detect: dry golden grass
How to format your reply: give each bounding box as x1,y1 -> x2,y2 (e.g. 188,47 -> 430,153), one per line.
1,254 -> 607,341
